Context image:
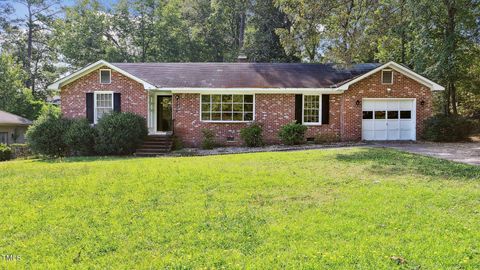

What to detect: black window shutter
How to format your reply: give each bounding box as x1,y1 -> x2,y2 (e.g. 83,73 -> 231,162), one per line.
114,93 -> 121,112
295,94 -> 303,124
322,94 -> 330,124
86,93 -> 94,123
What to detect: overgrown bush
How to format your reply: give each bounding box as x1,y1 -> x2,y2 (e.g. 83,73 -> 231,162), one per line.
10,144 -> 31,159
26,112 -> 71,157
240,123 -> 264,147
95,112 -> 148,155
64,118 -> 97,156
278,122 -> 307,145
0,144 -> 12,161
423,115 -> 473,142
201,129 -> 215,149
314,133 -> 340,144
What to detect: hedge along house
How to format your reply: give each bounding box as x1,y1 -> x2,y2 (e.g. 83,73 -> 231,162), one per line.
49,60 -> 444,151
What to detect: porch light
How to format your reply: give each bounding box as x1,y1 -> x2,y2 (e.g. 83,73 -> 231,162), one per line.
356,100 -> 361,106
420,100 -> 425,106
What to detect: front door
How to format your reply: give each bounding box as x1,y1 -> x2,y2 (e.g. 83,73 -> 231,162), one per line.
156,95 -> 172,132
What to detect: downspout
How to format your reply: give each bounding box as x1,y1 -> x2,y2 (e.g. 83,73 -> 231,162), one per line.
340,94 -> 345,141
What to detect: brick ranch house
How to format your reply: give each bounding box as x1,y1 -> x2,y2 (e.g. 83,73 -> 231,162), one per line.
48,60 -> 444,150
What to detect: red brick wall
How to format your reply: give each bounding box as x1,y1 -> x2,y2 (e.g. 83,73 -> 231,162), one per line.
61,67 -> 433,147
172,93 -> 341,147
341,70 -> 432,140
61,67 -> 148,119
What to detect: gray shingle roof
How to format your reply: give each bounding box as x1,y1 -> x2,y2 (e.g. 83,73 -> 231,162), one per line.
111,63 -> 380,88
0,110 -> 32,126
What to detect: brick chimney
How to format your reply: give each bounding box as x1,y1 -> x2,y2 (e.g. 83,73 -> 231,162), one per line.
237,52 -> 248,63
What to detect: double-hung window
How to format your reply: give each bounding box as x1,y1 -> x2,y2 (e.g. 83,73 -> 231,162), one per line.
303,95 -> 322,125
201,94 -> 254,122
94,91 -> 113,123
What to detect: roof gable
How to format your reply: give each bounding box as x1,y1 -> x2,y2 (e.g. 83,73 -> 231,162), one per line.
336,61 -> 444,91
47,60 -> 157,91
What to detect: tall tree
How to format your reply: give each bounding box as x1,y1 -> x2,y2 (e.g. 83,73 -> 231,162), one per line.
0,53 -> 45,120
53,0 -> 117,67
9,0 -> 61,96
244,0 -> 298,62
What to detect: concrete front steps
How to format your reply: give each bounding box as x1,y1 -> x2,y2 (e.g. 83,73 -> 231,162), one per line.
135,135 -> 173,157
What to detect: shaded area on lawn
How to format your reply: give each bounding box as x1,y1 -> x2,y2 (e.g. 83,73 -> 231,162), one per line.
336,148 -> 480,179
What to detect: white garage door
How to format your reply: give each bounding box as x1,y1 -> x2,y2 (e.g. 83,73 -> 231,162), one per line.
362,99 -> 416,141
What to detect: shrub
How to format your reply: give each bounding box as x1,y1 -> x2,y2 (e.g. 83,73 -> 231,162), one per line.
94,112 -> 148,155
171,135 -> 184,150
423,115 -> 473,142
26,112 -> 71,157
240,123 -> 264,147
278,122 -> 308,145
0,144 -> 12,161
314,133 -> 340,144
10,144 -> 31,159
64,118 -> 97,156
201,129 -> 215,149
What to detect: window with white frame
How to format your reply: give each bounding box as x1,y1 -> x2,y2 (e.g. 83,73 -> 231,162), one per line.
201,94 -> 254,122
382,69 -> 393,84
94,92 -> 113,123
303,95 -> 321,124
100,69 -> 111,84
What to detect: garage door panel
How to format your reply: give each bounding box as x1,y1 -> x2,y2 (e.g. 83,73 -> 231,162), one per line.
374,120 -> 387,130
400,130 -> 412,140
400,120 -> 412,130
374,130 -> 387,140
362,130 -> 374,140
387,101 -> 399,110
362,99 -> 415,141
387,120 -> 399,129
399,101 -> 413,110
388,129 -> 400,140
362,120 -> 374,130
362,100 -> 375,110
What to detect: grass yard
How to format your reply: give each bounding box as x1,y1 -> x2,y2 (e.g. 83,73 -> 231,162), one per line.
0,147 -> 479,269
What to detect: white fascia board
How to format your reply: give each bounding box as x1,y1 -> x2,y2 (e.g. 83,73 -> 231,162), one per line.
168,88 -> 344,94
336,61 -> 445,91
48,60 -> 157,91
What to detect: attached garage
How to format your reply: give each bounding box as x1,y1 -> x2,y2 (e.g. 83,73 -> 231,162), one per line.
362,99 -> 416,141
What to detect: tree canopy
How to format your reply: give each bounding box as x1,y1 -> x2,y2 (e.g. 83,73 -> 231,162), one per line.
0,0 -> 479,118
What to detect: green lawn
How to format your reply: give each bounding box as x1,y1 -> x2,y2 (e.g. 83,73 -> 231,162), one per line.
0,148 -> 479,269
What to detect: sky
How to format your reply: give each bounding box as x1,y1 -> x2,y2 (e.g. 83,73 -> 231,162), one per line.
8,0 -> 117,19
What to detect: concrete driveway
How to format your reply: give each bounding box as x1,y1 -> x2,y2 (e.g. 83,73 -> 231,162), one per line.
374,142 -> 480,166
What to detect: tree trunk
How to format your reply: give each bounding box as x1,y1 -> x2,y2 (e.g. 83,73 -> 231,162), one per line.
450,82 -> 458,115
400,0 -> 406,63
444,0 -> 458,115
26,2 -> 33,92
238,11 -> 246,50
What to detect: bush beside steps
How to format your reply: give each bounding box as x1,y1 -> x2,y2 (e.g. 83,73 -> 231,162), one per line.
26,112 -> 148,158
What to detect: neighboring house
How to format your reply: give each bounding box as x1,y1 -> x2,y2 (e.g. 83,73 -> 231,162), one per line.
0,111 -> 32,145
48,60 -> 444,148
